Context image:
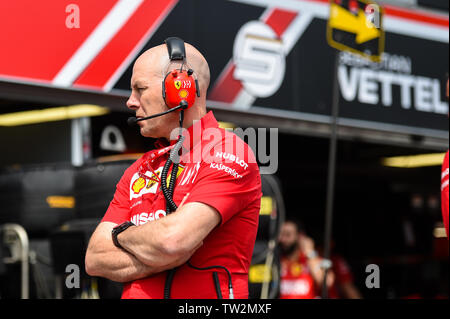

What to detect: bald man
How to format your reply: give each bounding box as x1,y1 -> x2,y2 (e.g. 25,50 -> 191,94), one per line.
85,38 -> 262,299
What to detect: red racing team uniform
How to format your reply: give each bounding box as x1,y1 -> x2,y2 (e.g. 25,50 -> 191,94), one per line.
327,255 -> 354,299
279,253 -> 317,299
102,111 -> 262,298
442,151 -> 449,238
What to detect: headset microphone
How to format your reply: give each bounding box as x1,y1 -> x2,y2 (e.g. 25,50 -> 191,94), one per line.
127,102 -> 188,127
127,117 -> 138,127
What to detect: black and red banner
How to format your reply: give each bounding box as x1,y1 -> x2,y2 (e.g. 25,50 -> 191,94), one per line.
0,0 -> 448,135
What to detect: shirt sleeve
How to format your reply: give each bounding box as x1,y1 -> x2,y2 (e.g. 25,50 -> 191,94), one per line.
185,151 -> 262,226
332,256 -> 354,284
101,165 -> 133,225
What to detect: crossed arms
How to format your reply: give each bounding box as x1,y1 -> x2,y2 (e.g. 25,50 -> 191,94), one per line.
85,201 -> 221,283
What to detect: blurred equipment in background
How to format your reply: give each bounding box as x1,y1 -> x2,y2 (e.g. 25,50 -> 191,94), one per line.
0,160 -> 133,299
50,219 -> 98,299
249,174 -> 285,299
49,218 -> 122,299
0,224 -> 29,299
0,165 -> 76,237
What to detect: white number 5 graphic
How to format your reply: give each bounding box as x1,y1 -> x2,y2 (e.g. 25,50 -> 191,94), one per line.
233,21 -> 286,98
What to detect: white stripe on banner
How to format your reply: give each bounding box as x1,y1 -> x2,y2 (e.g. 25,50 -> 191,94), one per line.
383,16 -> 449,43
52,0 -> 143,87
281,12 -> 314,54
229,0 -> 448,42
229,0 -> 329,18
102,0 -> 179,91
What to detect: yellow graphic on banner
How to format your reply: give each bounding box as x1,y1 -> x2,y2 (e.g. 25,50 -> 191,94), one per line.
326,0 -> 384,62
329,3 -> 380,44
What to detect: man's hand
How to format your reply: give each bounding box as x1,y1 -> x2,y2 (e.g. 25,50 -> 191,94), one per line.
298,233 -> 315,256
297,233 -> 335,289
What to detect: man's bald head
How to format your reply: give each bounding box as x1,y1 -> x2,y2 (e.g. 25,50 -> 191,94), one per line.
127,40 -> 211,139
133,42 -> 210,97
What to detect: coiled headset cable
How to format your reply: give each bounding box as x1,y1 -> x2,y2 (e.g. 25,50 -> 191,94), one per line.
161,108 -> 233,299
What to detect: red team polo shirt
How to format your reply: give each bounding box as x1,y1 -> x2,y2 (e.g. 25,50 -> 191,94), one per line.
101,111 -> 262,298
279,253 -> 317,299
442,151 -> 449,238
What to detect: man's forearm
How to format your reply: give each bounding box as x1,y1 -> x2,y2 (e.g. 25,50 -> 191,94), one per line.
116,207 -> 204,269
86,246 -> 157,283
85,221 -> 161,283
116,220 -> 200,271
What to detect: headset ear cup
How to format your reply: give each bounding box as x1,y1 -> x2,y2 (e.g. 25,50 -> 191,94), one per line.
163,69 -> 197,109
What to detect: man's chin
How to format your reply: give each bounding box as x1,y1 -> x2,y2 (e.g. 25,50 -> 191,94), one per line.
139,127 -> 157,138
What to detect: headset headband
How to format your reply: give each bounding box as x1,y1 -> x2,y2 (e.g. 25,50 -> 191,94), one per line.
165,37 -> 186,61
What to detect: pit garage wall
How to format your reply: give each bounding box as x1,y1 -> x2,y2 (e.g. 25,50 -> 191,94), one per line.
0,120 -> 72,167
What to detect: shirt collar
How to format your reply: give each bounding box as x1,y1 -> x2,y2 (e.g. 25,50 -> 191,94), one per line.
163,110 -> 219,152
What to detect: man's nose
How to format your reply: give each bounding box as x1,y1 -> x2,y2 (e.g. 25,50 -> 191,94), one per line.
126,92 -> 140,110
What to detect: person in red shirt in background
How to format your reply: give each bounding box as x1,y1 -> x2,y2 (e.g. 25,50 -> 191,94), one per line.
321,240 -> 362,299
441,78 -> 449,239
278,220 -> 334,299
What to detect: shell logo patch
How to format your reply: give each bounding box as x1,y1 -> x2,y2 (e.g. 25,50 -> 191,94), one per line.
179,89 -> 189,99
132,177 -> 146,194
129,167 -> 163,200
174,80 -> 181,90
